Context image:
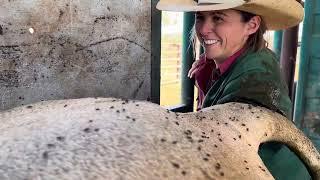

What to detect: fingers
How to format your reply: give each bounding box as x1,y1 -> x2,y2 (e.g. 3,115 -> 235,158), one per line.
188,60 -> 200,78
188,68 -> 200,78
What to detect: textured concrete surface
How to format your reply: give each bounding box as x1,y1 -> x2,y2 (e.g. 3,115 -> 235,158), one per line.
0,0 -> 151,111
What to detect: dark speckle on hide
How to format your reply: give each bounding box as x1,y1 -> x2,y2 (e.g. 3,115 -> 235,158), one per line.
181,171 -> 187,176
89,120 -> 93,123
203,157 -> 209,161
214,144 -> 218,148
136,104 -> 140,107
220,172 -> 224,176
265,133 -> 268,136
246,167 -> 250,170
122,109 -> 126,112
184,130 -> 192,136
244,160 -> 248,163
56,136 -> 65,141
219,138 -> 223,142
83,128 -> 90,133
64,104 -> 68,107
42,151 -> 49,159
95,108 -> 100,111
198,146 -> 201,151
126,116 -> 130,119
160,138 -> 166,142
256,116 -> 260,118
241,123 -> 246,126
198,139 -> 204,143
132,118 -> 136,122
172,141 -> 177,144
26,105 -> 33,109
175,122 -> 179,126
165,117 -> 169,119
215,163 -> 221,170
116,110 -> 120,113
94,128 -> 99,132
238,135 -> 242,139
47,144 -> 55,148
171,162 -> 180,169
246,128 -> 249,131
233,138 -> 236,141
211,129 -> 214,132
110,106 -> 114,109
248,144 -> 252,146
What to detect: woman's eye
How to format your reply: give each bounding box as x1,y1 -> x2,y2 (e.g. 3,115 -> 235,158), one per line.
212,16 -> 223,22
196,16 -> 204,21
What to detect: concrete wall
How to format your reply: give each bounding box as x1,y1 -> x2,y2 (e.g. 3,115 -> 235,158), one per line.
0,0 -> 151,111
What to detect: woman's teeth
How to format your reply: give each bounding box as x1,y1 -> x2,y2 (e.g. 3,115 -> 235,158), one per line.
204,40 -> 219,45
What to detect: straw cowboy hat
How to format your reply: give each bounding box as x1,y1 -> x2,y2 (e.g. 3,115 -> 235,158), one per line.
156,0 -> 304,30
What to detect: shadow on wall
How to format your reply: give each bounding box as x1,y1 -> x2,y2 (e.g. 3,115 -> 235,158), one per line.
0,0 -> 151,111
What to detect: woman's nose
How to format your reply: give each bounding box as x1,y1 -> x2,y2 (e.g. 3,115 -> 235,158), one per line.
199,19 -> 214,36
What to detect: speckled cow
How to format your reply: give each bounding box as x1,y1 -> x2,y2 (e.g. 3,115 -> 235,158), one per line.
0,98 -> 319,180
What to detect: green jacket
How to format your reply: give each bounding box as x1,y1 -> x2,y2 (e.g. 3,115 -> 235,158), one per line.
202,48 -> 314,179
202,47 -> 292,118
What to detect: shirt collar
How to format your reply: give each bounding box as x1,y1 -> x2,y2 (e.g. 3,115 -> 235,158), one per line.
204,47 -> 246,75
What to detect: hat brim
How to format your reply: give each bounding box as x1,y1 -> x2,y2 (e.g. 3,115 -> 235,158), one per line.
156,1 -> 245,12
235,2 -> 304,30
156,0 -> 304,30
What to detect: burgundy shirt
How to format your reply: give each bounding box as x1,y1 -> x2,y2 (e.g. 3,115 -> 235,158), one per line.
194,48 -> 246,110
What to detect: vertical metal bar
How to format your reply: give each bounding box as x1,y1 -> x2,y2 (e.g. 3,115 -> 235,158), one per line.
294,0 -> 313,128
280,26 -> 299,101
151,0 -> 161,104
273,30 -> 283,60
280,0 -> 301,120
181,12 -> 195,112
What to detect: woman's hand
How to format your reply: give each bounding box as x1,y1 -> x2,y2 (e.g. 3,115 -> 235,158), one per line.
188,60 -> 202,78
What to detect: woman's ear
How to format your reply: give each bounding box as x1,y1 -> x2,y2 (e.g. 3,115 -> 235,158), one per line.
246,16 -> 261,35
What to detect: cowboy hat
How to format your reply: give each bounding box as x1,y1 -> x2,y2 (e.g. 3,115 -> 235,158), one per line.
156,0 -> 304,30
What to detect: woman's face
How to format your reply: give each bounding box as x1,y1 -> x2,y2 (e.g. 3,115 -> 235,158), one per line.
195,9 -> 257,64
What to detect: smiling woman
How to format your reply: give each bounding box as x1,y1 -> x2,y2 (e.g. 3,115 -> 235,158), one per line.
157,0 -> 303,115
189,8 -> 271,110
